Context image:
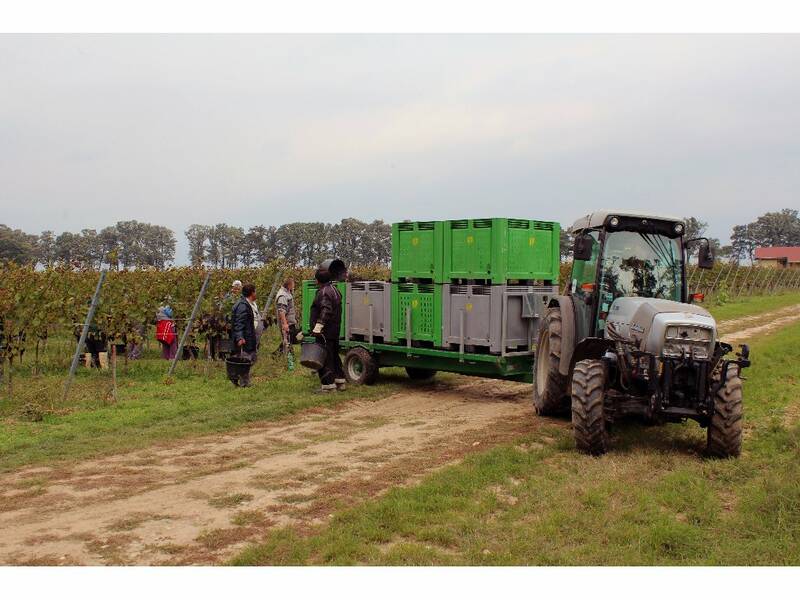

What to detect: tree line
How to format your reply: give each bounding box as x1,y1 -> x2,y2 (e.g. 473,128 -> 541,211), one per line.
0,218 -> 391,270
3,210 -> 798,269
184,219 -> 391,268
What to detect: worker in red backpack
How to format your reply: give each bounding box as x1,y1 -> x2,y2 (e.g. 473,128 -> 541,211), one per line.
155,305 -> 178,360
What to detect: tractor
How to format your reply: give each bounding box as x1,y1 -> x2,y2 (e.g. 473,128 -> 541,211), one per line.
532,210 -> 749,457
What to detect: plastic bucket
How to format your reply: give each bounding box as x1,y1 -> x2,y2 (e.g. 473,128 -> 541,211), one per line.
300,342 -> 327,370
225,353 -> 253,380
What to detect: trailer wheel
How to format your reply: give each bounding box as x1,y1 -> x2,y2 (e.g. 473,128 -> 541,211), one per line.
406,367 -> 437,381
344,347 -> 378,385
532,305 -> 569,415
706,364 -> 743,458
571,359 -> 609,455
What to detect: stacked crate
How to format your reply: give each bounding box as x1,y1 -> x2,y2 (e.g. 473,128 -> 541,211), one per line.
389,218 -> 560,353
390,221 -> 445,346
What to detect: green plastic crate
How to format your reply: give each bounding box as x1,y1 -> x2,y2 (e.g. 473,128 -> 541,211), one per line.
390,283 -> 443,346
300,280 -> 346,337
443,218 -> 560,283
391,221 -> 444,282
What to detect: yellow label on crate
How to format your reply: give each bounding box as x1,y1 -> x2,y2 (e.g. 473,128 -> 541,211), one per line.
466,235 -> 474,245
362,296 -> 369,305
411,237 -> 419,246
465,303 -> 473,312
529,237 -> 536,246
411,299 -> 419,308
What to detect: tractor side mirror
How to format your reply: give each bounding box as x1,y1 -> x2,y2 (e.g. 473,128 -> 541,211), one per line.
698,243 -> 714,269
687,237 -> 715,270
573,233 -> 593,261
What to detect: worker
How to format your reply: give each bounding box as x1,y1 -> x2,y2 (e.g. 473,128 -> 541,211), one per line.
211,280 -> 243,360
309,259 -> 347,392
275,277 -> 301,357
230,283 -> 258,387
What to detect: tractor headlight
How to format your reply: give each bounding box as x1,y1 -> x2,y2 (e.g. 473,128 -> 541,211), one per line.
674,223 -> 684,234
609,216 -> 620,228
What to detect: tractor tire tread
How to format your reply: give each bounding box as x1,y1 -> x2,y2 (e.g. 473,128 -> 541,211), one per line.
571,359 -> 609,455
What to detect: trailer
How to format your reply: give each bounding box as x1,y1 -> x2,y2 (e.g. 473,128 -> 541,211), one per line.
300,216 -> 561,385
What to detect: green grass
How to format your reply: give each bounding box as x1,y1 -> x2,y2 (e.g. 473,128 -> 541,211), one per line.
0,330 -> 408,472
233,320 -> 800,565
706,291 -> 800,322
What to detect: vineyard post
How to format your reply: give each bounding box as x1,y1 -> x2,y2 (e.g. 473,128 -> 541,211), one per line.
790,269 -> 800,290
767,268 -> 783,294
693,267 -> 706,295
111,344 -> 118,403
260,270 -> 284,322
707,263 -> 727,296
168,272 -> 211,377
736,266 -> 754,299
720,261 -> 736,291
771,268 -> 789,293
782,268 -> 797,290
760,269 -> 777,295
749,268 -> 764,296
726,264 -> 740,296
62,270 -> 107,403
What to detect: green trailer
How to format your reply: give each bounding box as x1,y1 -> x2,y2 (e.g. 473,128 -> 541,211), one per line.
300,214 -> 559,386
300,279 -> 554,385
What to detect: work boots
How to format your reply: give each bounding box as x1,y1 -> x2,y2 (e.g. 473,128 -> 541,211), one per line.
335,378 -> 347,392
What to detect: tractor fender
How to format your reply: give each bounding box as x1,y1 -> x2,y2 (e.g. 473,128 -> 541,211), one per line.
548,295 -> 576,377
571,337 -> 615,372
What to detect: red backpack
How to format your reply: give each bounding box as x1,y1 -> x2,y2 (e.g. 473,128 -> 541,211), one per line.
156,320 -> 176,345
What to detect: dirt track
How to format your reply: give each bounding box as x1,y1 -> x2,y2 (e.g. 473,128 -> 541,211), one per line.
0,305 -> 794,565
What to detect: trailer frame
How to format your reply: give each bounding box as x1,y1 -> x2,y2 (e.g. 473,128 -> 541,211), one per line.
338,339 -> 534,382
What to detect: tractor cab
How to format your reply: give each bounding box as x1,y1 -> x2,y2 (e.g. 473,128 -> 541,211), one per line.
568,210 -> 713,340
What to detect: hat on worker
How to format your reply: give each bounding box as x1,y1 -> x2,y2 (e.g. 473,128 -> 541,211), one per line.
232,280 -> 242,288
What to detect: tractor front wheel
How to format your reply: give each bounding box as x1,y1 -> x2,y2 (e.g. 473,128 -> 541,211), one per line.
571,359 -> 609,455
706,364 -> 743,458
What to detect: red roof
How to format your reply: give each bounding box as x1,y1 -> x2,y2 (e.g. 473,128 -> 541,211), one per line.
754,247 -> 800,262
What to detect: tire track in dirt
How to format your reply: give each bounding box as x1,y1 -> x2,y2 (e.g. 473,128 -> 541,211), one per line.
716,303 -> 800,337
0,302 -> 794,565
0,378 -> 543,565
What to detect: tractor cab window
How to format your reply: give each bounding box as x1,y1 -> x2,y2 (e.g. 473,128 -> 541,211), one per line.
597,231 -> 682,324
570,230 -> 600,300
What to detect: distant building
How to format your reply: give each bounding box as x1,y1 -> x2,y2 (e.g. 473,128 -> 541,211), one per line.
754,246 -> 800,268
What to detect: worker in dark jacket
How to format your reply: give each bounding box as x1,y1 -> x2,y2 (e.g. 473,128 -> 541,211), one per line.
309,259 -> 346,392
229,283 -> 258,387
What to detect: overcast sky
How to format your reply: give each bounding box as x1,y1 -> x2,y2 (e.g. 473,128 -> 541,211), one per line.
1,34 -> 798,262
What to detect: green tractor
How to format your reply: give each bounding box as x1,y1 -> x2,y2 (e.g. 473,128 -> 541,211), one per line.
533,210 -> 749,457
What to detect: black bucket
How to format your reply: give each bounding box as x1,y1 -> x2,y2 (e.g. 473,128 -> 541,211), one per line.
226,352 -> 253,381
300,341 -> 327,370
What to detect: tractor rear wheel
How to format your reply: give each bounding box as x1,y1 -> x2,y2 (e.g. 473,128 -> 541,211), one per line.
571,359 -> 609,455
344,347 -> 378,385
532,305 -> 570,415
406,367 -> 437,381
707,364 -> 743,458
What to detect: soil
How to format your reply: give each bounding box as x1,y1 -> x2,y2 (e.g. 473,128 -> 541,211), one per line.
0,303 -> 793,565
0,378 -> 539,565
